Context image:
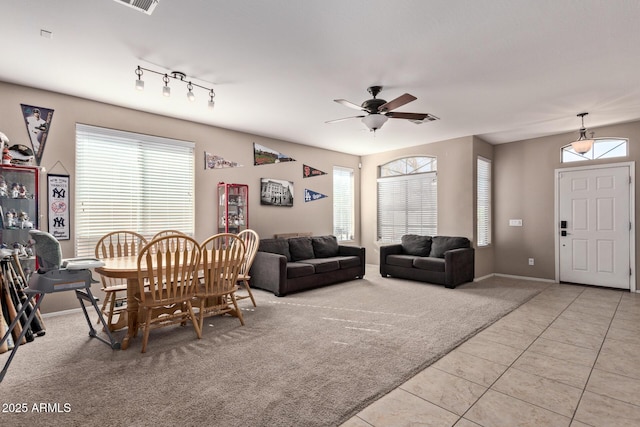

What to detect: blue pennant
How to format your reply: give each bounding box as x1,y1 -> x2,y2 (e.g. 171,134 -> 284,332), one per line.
304,189 -> 327,202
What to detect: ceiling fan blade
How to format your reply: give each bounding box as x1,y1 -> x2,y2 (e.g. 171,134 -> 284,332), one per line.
334,99 -> 365,111
325,115 -> 365,124
378,93 -> 417,112
386,112 -> 438,121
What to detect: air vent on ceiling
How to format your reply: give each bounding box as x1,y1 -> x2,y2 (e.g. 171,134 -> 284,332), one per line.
113,0 -> 159,15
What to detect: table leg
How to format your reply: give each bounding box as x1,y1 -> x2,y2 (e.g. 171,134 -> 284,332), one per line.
121,277 -> 139,350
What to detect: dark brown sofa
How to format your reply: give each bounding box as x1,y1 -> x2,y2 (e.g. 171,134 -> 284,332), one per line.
380,235 -> 474,288
249,235 -> 365,296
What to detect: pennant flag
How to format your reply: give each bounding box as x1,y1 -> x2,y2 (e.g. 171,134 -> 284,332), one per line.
253,142 -> 296,165
303,164 -> 327,178
21,104 -> 54,166
205,152 -> 243,169
304,188 -> 327,202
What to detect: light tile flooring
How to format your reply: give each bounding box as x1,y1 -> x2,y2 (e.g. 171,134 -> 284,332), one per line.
341,283 -> 640,427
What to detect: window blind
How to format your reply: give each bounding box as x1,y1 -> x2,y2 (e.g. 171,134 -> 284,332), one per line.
333,166 -> 354,241
75,124 -> 195,256
377,172 -> 437,242
477,156 -> 491,246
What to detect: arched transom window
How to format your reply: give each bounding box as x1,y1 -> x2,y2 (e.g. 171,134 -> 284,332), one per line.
561,138 -> 628,163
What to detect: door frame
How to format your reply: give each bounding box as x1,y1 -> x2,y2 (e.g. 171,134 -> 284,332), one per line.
554,161 -> 636,292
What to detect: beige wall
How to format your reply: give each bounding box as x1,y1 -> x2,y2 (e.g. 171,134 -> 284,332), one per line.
360,136 -> 485,266
493,120 -> 640,284
0,81 -> 360,312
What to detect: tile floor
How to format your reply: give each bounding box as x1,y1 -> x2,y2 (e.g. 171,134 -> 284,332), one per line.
341,283 -> 640,427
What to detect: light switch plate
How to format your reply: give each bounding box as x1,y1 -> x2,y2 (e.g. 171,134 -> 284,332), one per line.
509,219 -> 523,227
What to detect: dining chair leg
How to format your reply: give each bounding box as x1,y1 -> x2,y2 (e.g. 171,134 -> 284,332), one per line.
242,279 -> 257,307
187,301 -> 202,339
197,300 -> 205,334
141,308 -> 152,353
230,293 -> 244,326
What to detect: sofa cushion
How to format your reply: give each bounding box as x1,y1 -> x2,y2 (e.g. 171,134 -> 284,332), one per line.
288,236 -> 315,261
401,234 -> 432,256
429,236 -> 471,258
312,235 -> 340,258
413,256 -> 446,272
286,262 -> 315,279
385,254 -> 416,268
298,258 -> 340,273
259,238 -> 292,262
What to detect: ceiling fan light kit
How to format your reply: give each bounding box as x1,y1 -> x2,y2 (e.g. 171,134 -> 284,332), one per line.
327,85 -> 439,132
362,114 -> 388,132
134,65 -> 216,109
571,112 -> 595,154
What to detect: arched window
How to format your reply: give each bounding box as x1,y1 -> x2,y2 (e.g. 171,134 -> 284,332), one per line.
377,156 -> 437,242
561,138 -> 628,163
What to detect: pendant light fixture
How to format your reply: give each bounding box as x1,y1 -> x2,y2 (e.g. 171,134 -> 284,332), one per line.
571,112 -> 595,154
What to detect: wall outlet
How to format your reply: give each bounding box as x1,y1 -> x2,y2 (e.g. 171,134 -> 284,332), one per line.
509,219 -> 523,227
528,258 -> 534,266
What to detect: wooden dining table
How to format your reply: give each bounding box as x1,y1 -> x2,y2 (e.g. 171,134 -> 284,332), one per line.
94,251 -> 243,350
94,255 -> 146,350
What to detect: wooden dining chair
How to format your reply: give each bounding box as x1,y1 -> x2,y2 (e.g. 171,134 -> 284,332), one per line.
236,229 -> 259,307
135,235 -> 202,353
151,230 -> 186,240
195,233 -> 246,332
94,231 -> 148,331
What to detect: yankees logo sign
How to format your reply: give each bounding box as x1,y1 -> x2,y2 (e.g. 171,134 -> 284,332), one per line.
48,174 -> 70,240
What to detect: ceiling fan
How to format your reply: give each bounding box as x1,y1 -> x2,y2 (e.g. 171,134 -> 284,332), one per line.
326,86 -> 439,132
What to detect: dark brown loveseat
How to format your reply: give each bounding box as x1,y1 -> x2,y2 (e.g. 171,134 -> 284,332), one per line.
380,235 -> 474,288
249,235 -> 365,296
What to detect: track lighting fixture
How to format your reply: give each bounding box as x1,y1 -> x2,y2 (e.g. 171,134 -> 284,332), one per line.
134,65 -> 216,108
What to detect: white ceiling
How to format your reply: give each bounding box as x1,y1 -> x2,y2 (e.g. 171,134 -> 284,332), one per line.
2,0 -> 640,156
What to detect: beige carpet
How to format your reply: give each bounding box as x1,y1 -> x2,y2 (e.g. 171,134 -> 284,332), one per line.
0,266 -> 550,426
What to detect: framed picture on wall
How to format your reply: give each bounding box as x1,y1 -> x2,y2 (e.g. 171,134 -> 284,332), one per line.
260,178 -> 294,207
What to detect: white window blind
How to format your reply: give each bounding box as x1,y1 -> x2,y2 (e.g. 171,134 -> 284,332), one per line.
75,124 -> 195,257
333,166 -> 354,241
477,156 -> 491,246
377,172 -> 437,242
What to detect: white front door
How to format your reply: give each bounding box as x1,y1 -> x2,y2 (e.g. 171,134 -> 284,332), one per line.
558,165 -> 631,289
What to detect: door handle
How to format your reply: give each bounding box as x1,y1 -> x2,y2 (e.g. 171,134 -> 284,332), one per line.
561,230 -> 570,236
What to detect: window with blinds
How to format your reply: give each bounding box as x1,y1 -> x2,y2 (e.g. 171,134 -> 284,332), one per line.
75,124 -> 195,257
333,166 -> 354,241
377,166 -> 437,243
477,156 -> 491,247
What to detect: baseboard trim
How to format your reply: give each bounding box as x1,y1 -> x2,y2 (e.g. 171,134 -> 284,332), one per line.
493,273 -> 557,283
41,307 -> 84,318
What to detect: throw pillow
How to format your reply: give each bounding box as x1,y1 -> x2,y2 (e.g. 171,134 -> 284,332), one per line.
288,236 -> 315,261
429,236 -> 470,258
401,234 -> 432,256
312,235 -> 339,258
258,238 -> 292,262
